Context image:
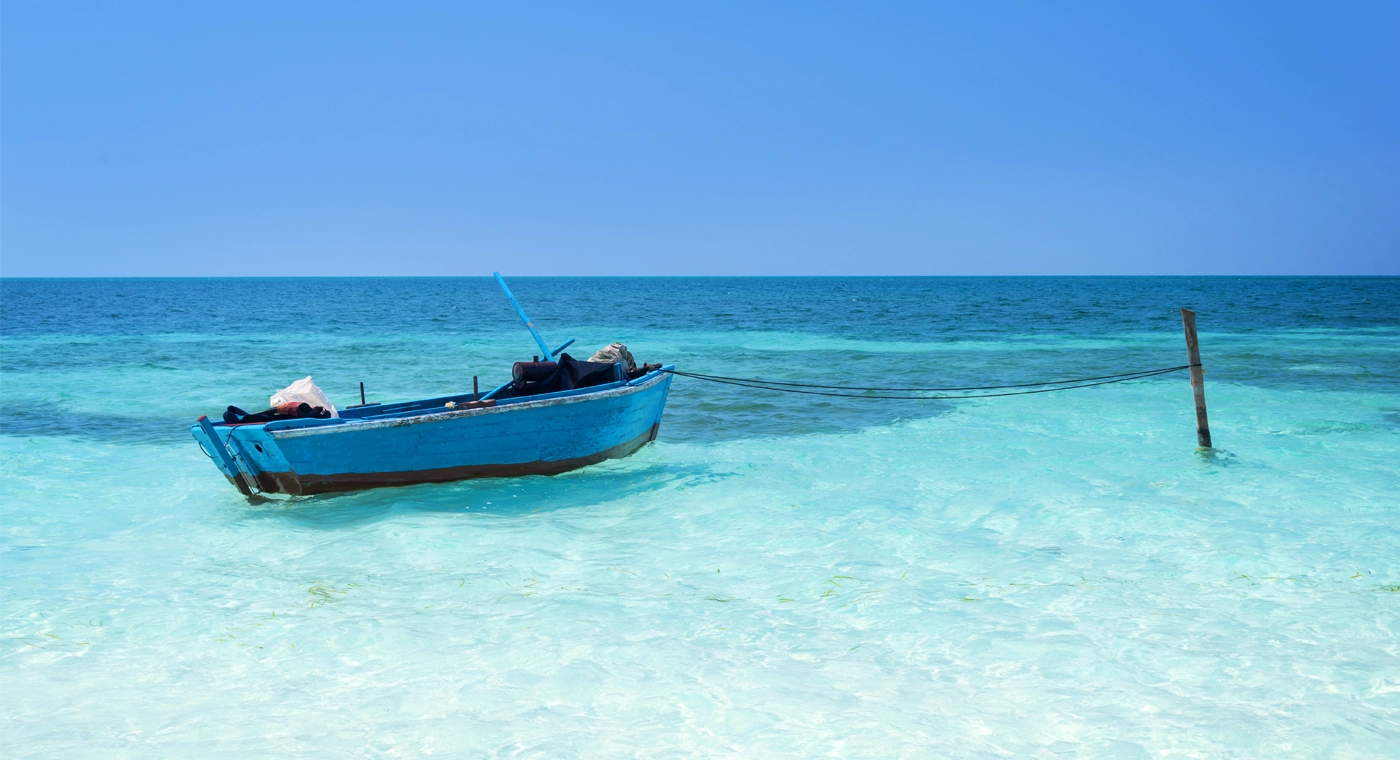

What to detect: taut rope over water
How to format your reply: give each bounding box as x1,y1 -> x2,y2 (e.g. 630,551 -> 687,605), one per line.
662,365 -> 1197,400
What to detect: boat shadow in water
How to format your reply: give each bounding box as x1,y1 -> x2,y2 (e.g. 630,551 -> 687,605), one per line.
233,450 -> 725,528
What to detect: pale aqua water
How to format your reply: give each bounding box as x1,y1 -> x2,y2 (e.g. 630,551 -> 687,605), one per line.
2,277 -> 1398,758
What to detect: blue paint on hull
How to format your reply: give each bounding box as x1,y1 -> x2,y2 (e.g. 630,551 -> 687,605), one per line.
192,368 -> 673,495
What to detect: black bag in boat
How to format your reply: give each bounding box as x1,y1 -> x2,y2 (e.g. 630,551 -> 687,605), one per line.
510,353 -> 618,397
223,403 -> 332,424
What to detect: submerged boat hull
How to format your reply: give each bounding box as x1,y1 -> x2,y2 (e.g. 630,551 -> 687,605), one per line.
192,369 -> 672,496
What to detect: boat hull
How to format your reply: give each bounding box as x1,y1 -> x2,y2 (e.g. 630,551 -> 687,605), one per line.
192,370 -> 672,496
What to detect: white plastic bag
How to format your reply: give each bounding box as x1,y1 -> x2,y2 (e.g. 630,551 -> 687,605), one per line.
270,376 -> 338,418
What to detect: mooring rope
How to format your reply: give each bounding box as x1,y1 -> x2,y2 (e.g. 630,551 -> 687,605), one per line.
662,364 -> 1196,400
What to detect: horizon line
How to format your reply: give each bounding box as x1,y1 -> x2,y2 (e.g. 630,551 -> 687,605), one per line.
3,274 -> 1396,280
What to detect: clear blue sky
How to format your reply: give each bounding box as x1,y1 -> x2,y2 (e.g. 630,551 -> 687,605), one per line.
3,2 -> 1397,276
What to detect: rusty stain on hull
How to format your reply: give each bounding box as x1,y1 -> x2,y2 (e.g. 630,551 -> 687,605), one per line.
232,423 -> 661,496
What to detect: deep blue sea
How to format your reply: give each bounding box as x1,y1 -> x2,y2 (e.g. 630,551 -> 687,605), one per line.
2,277 -> 1398,758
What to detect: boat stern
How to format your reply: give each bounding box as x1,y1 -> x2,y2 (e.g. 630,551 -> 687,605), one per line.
191,418 -> 302,496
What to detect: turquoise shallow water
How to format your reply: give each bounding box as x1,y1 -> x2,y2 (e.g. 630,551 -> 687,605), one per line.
2,277 -> 1398,757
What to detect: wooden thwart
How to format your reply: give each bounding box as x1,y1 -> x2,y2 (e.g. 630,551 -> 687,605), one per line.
1180,308 -> 1212,448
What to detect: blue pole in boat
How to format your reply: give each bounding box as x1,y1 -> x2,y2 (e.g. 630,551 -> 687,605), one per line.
480,380 -> 513,401
493,272 -> 553,361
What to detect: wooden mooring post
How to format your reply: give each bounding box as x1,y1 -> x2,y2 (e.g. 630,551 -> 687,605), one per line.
1180,308 -> 1212,448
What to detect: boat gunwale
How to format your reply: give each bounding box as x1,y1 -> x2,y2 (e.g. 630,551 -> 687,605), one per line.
267,368 -> 673,440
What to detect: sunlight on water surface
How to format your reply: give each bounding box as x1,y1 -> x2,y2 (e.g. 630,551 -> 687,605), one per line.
2,277 -> 1397,757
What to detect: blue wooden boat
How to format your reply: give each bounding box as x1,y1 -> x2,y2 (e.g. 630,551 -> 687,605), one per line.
191,274 -> 673,497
